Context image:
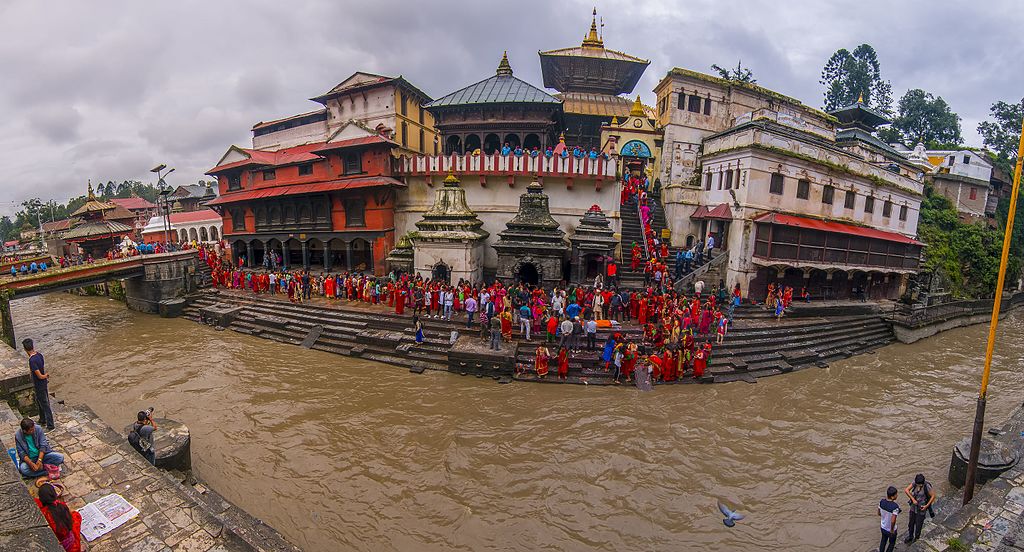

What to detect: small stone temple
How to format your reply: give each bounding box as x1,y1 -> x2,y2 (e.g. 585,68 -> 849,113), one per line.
384,233 -> 415,275
492,181 -> 567,286
569,205 -> 618,284
409,173 -> 489,283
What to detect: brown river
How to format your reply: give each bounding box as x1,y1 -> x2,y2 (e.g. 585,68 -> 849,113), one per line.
11,293 -> 1024,551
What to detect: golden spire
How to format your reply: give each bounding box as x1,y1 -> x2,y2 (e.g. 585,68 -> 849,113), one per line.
629,95 -> 645,117
496,51 -> 513,76
443,171 -> 461,187
582,7 -> 604,48
558,132 -> 566,143
87,179 -> 95,200
611,115 -> 619,125
857,92 -> 865,104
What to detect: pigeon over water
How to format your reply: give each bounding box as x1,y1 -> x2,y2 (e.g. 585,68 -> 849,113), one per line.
718,501 -> 745,527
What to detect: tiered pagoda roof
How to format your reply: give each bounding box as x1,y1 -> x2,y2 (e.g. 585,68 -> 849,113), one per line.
538,9 -> 649,96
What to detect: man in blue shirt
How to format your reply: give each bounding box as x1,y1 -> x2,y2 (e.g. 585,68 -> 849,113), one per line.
24,338 -> 54,429
14,418 -> 64,477
518,304 -> 532,341
878,486 -> 901,552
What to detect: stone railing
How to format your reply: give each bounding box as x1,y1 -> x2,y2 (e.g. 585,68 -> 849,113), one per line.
887,292 -> 1024,329
395,153 -> 618,179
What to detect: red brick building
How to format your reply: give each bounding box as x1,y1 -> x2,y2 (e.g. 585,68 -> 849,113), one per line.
206,122 -> 404,274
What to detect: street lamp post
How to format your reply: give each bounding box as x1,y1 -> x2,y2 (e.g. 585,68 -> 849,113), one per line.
151,165 -> 175,245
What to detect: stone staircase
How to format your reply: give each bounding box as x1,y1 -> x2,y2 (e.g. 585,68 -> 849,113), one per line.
618,195 -> 676,289
179,290 -> 896,386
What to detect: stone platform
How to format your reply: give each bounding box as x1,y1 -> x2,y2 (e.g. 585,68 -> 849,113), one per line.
0,401 -> 299,552
910,404 -> 1024,551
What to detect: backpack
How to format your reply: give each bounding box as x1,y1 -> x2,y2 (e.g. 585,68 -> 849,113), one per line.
127,423 -> 151,452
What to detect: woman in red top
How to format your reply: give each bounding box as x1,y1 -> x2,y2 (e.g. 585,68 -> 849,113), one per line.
557,347 -> 569,380
692,346 -> 707,378
36,483 -> 82,552
535,346 -> 550,378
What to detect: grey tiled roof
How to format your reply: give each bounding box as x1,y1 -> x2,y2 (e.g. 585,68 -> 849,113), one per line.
426,75 -> 560,108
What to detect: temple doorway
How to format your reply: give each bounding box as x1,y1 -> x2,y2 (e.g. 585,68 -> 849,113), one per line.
518,262 -> 539,285
432,262 -> 450,283
584,254 -> 604,280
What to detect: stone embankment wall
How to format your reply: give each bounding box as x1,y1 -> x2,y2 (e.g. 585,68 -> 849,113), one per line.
891,293 -> 1024,344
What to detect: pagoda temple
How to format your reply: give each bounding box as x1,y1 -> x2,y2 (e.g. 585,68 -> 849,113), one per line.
492,181 -> 567,286
64,182 -> 136,257
425,52 -> 561,155
539,8 -> 650,149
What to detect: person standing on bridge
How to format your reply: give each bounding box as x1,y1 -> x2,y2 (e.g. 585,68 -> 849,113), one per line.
24,339 -> 54,430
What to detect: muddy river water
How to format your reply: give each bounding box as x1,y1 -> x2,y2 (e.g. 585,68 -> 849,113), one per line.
11,293 -> 1024,551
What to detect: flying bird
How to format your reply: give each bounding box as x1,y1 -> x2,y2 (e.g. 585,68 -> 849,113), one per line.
718,501 -> 745,527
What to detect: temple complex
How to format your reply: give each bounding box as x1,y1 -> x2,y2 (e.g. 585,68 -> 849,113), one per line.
204,9 -> 929,299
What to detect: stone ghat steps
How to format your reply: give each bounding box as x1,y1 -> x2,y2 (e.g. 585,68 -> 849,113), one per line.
183,295 -> 453,372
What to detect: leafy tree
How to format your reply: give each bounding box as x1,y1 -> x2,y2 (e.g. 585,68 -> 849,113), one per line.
711,60 -> 756,83
977,98 -> 1024,165
820,44 -> 893,116
888,89 -> 962,148
0,216 -> 14,242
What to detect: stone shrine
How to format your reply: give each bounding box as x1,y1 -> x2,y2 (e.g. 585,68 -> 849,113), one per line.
409,173 -> 489,283
493,181 -> 567,286
569,205 -> 618,284
384,233 -> 415,275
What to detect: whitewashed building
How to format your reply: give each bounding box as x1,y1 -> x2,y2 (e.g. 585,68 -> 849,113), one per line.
654,68 -> 925,300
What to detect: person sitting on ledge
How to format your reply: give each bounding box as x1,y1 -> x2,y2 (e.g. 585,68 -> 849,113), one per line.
14,418 -> 64,477
35,481 -> 82,552
544,146 -> 554,157
501,142 -> 511,156
530,147 -> 540,157
513,145 -> 523,156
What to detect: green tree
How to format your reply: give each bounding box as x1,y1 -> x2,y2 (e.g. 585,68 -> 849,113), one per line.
0,216 -> 14,242
820,44 -> 893,116
711,60 -> 756,83
977,98 -> 1024,166
888,89 -> 962,148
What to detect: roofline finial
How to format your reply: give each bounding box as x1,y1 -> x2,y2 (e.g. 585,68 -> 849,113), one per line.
857,92 -> 865,104
496,51 -> 513,76
582,7 -> 604,48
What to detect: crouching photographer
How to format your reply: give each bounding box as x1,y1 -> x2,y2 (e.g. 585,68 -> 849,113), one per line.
127,407 -> 157,465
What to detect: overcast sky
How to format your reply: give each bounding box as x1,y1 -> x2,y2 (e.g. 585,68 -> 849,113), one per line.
0,0 -> 1020,218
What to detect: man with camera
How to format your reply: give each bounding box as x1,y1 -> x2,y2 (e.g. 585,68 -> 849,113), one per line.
128,408 -> 158,465
903,473 -> 935,544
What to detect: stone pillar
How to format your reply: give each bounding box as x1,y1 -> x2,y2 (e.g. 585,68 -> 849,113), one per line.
246,242 -> 254,269
282,243 -> 290,271
345,242 -> 353,271
324,242 -> 332,272
301,241 -> 310,270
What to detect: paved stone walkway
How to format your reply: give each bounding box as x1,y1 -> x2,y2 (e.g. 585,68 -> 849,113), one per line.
0,401 -> 299,552
910,406 -> 1024,552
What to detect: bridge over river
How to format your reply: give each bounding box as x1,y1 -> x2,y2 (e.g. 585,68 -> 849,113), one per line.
0,250 -> 200,348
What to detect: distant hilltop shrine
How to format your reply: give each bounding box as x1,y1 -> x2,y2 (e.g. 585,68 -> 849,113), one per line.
203,8 -> 952,302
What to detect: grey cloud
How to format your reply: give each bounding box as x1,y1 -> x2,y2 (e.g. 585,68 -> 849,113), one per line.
0,0 -> 1021,217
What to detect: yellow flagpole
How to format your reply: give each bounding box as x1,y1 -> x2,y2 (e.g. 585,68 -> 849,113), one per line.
963,116 -> 1024,504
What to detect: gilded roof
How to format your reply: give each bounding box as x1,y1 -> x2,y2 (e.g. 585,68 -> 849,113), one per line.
558,92 -> 632,117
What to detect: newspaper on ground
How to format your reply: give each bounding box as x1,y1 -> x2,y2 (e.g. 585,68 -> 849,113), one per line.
79,493 -> 140,542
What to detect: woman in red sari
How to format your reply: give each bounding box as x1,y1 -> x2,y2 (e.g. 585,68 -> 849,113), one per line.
557,347 -> 569,380
692,344 -> 707,378
535,346 -> 550,378
500,308 -> 513,341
